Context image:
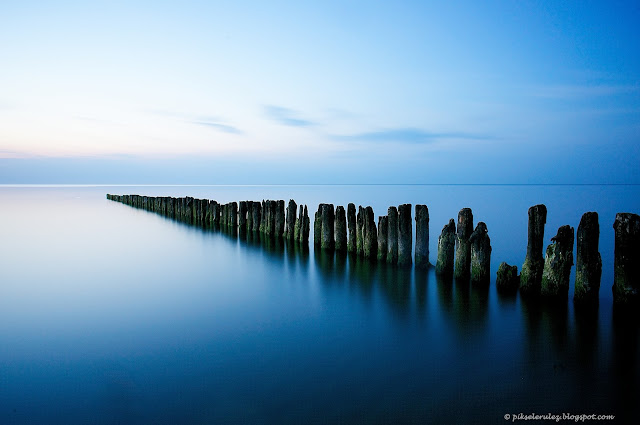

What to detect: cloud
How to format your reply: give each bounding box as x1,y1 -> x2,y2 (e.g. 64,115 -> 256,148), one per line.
331,128 -> 491,144
145,109 -> 243,135
263,105 -> 315,127
190,120 -> 243,135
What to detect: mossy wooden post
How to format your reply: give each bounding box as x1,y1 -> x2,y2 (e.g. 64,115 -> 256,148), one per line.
541,225 -> 575,298
387,206 -> 398,264
612,213 -> 640,305
199,199 -> 205,223
496,263 -> 519,293
259,201 -> 266,233
204,200 -> 211,226
335,206 -> 347,252
269,200 -> 278,236
454,208 -> 473,279
314,205 -> 322,247
276,200 -> 285,237
363,206 -> 377,259
212,201 -> 220,227
263,200 -> 272,234
175,198 -> 181,220
294,205 -> 302,242
321,203 -> 335,250
172,197 -> 178,219
347,203 -> 357,253
238,201 -> 247,230
520,204 -> 547,296
470,222 -> 491,286
398,204 -> 412,266
356,206 -> 364,256
285,200 -> 297,240
194,199 -> 201,224
245,201 -> 253,232
415,204 -> 429,268
377,216 -> 388,262
436,219 -> 456,277
301,205 -> 310,245
182,198 -> 188,222
186,198 -> 194,224
574,212 -> 602,304
163,197 -> 168,216
252,201 -> 261,232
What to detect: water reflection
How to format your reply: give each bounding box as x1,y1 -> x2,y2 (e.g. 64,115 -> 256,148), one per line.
521,297 -> 569,356
611,306 -> 640,422
435,274 -> 489,336
414,268 -> 429,315
378,264 -> 412,318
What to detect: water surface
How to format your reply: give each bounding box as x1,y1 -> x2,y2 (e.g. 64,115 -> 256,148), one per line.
1,185 -> 638,424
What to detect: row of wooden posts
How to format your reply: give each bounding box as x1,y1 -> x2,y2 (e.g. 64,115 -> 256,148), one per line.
106,194 -> 639,307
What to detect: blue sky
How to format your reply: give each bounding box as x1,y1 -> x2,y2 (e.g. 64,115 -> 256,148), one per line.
0,0 -> 639,183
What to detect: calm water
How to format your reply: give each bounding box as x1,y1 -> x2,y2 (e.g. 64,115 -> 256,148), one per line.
1,185 -> 639,424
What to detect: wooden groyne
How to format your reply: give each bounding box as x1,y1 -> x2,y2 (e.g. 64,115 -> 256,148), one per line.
106,194 -> 639,308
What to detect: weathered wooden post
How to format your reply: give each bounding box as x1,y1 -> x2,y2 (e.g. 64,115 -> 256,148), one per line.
574,212 -> 602,304
202,199 -> 210,225
186,198 -> 194,224
321,203 -> 335,250
377,216 -> 388,262
387,206 -> 398,264
285,200 -> 297,240
415,204 -> 429,268
398,204 -> 412,266
347,203 -> 357,253
356,206 -> 364,256
262,200 -> 272,234
335,206 -> 347,252
301,205 -> 310,245
269,200 -> 278,235
496,263 -> 519,293
470,222 -> 491,285
259,201 -> 266,233
175,198 -> 181,220
454,208 -> 473,279
212,201 -> 220,227
276,200 -> 285,237
221,203 -> 227,227
194,199 -> 201,224
363,206 -> 377,259
251,201 -> 261,232
436,219 -> 456,276
520,204 -> 547,296
314,205 -> 322,247
612,213 -> 640,305
541,225 -> 575,298
245,201 -> 253,231
294,205 -> 302,242
162,197 -> 168,216
238,201 -> 247,230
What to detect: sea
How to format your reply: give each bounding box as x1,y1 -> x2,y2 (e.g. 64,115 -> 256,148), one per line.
1,184 -> 639,424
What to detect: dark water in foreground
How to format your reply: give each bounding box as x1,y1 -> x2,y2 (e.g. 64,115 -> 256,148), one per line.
1,185 -> 639,424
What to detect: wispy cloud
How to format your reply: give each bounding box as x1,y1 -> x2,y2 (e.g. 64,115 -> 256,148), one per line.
331,128 -> 491,144
191,120 -> 243,134
263,105 -> 315,127
146,109 -> 243,135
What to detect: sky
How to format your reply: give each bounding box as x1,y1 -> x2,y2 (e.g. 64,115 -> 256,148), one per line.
0,0 -> 639,184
